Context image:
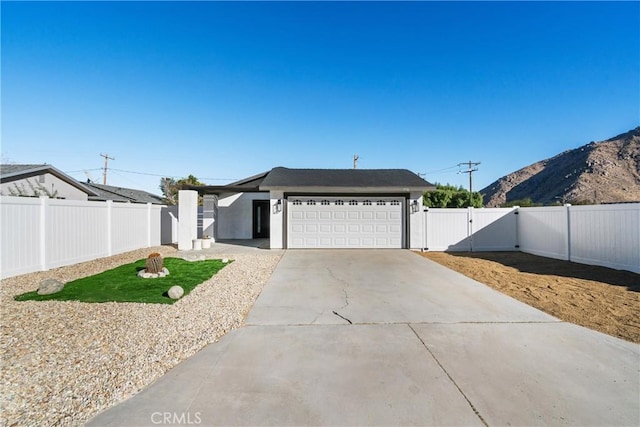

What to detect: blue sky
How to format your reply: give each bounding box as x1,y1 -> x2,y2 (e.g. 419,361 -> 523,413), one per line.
2,1 -> 638,196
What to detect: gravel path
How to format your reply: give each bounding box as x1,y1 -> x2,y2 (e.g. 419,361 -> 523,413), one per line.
0,246 -> 282,426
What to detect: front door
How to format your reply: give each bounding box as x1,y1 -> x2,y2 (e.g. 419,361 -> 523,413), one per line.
253,200 -> 270,238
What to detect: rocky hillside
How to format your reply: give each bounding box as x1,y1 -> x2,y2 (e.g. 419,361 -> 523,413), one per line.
480,127 -> 640,207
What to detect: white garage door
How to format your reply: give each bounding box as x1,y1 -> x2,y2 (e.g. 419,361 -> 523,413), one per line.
287,197 -> 404,248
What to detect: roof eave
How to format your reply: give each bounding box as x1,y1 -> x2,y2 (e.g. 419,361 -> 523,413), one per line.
181,184 -> 266,195
1,165 -> 100,196
260,185 -> 435,193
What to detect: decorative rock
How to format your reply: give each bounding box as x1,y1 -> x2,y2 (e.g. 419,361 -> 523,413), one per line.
222,258 -> 229,264
37,279 -> 65,295
138,268 -> 170,279
168,286 -> 184,299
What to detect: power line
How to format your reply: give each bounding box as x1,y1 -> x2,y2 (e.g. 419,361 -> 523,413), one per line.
420,164 -> 460,174
65,167 -> 238,181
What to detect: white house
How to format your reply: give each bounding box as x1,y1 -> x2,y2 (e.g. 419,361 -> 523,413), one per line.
180,167 -> 435,250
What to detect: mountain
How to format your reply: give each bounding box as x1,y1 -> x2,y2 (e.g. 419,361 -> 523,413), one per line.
480,127 -> 640,207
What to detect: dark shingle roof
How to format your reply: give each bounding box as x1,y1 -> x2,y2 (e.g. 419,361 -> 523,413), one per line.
0,164 -> 50,176
85,183 -> 164,204
260,167 -> 433,190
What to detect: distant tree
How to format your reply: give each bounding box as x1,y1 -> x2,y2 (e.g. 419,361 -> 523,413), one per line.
501,198 -> 542,207
423,183 -> 483,208
159,174 -> 204,205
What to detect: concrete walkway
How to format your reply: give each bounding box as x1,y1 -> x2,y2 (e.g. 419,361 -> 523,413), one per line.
88,250 -> 639,426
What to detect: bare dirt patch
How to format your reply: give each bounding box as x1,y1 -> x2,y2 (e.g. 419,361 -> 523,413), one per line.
419,252 -> 640,343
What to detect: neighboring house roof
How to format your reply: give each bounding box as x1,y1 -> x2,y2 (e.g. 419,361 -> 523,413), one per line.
0,163 -> 99,196
84,182 -> 165,204
185,166 -> 434,194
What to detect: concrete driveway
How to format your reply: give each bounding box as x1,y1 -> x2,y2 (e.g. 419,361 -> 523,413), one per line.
88,250 -> 639,426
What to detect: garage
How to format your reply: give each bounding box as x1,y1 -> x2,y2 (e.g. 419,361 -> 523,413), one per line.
188,166 -> 434,250
287,196 -> 404,248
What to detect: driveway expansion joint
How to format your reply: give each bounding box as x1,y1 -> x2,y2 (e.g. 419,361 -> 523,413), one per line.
408,324 -> 489,427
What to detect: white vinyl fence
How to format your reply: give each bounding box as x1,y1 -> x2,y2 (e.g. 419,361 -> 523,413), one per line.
424,204 -> 640,273
518,204 -> 640,273
424,207 -> 517,251
0,196 -> 164,279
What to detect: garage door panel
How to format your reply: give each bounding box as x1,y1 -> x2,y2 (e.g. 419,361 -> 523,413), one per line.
288,197 -> 404,249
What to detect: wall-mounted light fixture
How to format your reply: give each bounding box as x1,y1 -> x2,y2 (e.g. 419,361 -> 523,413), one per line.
273,199 -> 283,214
411,199 -> 420,214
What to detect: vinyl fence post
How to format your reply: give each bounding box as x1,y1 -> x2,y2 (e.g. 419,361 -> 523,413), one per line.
106,200 -> 113,256
514,206 -> 520,250
565,203 -> 572,262
147,203 -> 152,247
468,206 -> 474,252
39,196 -> 48,271
421,207 -> 426,251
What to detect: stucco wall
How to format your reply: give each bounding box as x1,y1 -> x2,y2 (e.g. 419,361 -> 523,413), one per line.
0,174 -> 89,201
217,192 -> 270,239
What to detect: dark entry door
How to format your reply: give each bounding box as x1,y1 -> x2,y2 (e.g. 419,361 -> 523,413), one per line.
253,200 -> 270,238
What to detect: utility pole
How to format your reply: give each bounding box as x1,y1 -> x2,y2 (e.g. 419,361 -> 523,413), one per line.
458,161 -> 481,206
100,153 -> 115,185
353,154 -> 359,169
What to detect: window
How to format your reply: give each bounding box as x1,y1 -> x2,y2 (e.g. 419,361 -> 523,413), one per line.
335,200 -> 344,206
376,200 -> 386,206
390,200 -> 400,206
349,200 -> 359,206
321,200 -> 330,205
363,200 -> 372,206
306,200 -> 316,205
292,200 -> 302,206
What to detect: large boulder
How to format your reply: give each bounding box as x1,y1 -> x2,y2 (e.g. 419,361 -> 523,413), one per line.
37,279 -> 64,295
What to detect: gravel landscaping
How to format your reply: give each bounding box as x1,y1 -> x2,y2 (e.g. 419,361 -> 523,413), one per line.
0,245 -> 282,426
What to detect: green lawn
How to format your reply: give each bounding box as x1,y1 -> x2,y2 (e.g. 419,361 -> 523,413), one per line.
14,257 -> 231,304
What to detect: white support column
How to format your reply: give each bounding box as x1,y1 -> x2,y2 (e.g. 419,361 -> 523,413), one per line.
202,195 -> 218,241
270,191 -> 284,249
178,190 -> 198,251
408,191 -> 424,250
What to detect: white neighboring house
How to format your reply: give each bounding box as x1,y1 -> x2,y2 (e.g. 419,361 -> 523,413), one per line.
181,166 -> 435,250
0,164 -> 98,200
